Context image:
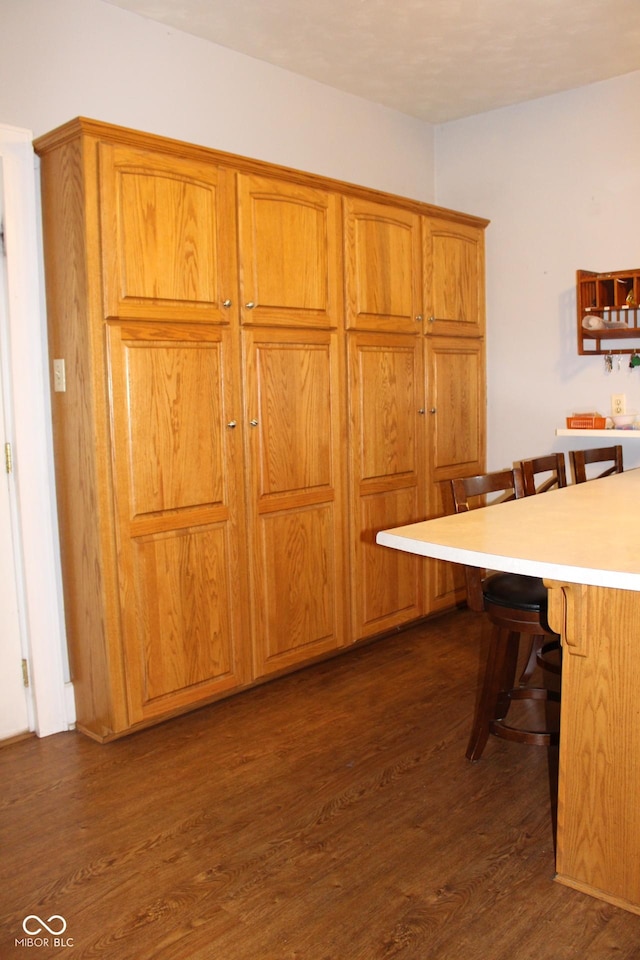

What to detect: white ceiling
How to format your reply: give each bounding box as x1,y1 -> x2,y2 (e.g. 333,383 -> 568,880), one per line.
102,0 -> 640,123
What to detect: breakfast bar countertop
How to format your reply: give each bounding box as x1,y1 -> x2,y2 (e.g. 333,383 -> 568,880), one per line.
376,468 -> 640,591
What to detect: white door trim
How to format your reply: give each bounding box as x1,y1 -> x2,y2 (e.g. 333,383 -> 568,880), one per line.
1,123 -> 71,737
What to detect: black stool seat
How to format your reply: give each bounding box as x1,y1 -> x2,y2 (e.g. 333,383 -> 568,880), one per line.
484,573 -> 548,614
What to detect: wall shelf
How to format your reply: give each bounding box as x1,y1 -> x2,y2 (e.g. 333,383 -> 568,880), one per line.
577,267 -> 640,356
557,428 -> 640,438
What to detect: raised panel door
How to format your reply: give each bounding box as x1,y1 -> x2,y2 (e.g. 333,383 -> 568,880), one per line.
236,173 -> 343,328
347,332 -> 426,638
425,335 -> 485,612
344,197 -> 422,333
99,143 -> 237,323
107,322 -> 249,724
243,327 -> 347,676
423,217 -> 485,337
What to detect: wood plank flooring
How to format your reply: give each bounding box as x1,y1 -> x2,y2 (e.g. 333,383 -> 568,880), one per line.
2,608 -> 639,959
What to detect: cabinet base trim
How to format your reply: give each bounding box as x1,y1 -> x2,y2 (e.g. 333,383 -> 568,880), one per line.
554,873 -> 640,917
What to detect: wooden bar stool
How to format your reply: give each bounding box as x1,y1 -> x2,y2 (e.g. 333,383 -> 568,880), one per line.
450,467 -> 561,762
519,452 -> 567,496
570,444 -> 623,484
516,453 -> 567,682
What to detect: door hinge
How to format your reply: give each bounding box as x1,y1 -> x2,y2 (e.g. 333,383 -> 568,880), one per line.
5,442 -> 12,474
21,659 -> 30,688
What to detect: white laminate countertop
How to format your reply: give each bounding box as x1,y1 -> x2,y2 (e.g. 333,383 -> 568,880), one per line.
376,469 -> 640,591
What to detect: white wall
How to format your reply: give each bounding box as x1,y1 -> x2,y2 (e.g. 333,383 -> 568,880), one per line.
435,71 -> 640,472
0,0 -> 435,200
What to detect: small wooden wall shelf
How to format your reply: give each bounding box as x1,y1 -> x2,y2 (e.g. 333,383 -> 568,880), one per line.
577,268 -> 640,355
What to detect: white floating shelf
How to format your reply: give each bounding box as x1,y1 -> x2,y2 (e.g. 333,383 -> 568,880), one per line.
556,428 -> 640,438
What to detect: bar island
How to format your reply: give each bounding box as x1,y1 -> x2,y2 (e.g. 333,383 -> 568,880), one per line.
377,469 -> 640,915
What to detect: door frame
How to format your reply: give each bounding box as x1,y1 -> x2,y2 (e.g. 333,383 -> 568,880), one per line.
0,123 -> 70,737
0,166 -> 31,737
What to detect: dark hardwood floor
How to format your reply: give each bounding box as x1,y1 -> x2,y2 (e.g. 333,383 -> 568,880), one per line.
2,608 -> 639,959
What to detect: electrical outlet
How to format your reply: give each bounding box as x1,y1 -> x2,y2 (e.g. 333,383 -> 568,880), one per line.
611,393 -> 626,415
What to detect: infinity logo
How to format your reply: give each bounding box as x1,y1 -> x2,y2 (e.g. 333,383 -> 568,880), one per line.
22,915 -> 67,935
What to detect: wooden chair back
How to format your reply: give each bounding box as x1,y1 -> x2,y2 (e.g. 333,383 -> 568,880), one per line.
519,453 -> 567,496
569,445 -> 623,484
449,467 -> 525,612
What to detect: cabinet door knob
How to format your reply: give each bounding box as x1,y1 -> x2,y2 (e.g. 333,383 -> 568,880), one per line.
415,315 -> 423,323
227,420 -> 237,428
250,419 -> 259,427
222,299 -> 232,308
430,408 -> 436,414
418,408 -> 425,415
245,301 -> 256,309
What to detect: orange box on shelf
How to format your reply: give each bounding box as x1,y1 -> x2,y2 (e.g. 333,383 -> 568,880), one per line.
566,413 -> 607,429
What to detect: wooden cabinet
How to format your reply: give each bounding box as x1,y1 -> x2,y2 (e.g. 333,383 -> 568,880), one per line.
423,217 -> 485,337
346,330 -> 485,629
35,117 -> 487,739
37,124 -> 251,740
237,174 -> 347,674
344,202 -> 487,633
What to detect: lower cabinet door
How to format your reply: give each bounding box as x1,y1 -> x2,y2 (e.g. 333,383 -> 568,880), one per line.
425,334 -> 486,613
347,332 -> 426,639
107,322 -> 250,725
243,327 -> 348,676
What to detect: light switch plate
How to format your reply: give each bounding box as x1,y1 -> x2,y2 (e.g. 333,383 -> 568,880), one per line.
53,358 -> 66,392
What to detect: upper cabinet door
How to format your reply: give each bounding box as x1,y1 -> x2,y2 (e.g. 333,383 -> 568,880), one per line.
426,335 -> 486,484
423,217 -> 486,337
236,174 -> 343,328
344,197 -> 422,333
99,143 -> 238,323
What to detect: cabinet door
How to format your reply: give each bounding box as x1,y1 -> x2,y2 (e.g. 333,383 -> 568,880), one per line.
423,217 -> 485,337
99,143 -> 237,323
107,322 -> 250,725
243,327 -> 347,676
236,173 -> 343,328
347,332 -> 426,639
425,336 -> 486,612
344,197 -> 423,333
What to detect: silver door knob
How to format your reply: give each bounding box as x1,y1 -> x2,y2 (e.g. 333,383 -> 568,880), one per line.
418,408 -> 425,415
245,301 -> 256,309
415,315 -> 423,322
250,419 -> 259,427
227,420 -> 237,428
430,408 -> 436,414
222,299 -> 232,308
